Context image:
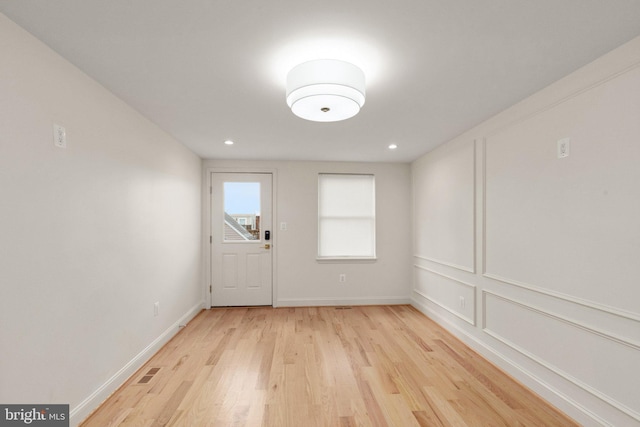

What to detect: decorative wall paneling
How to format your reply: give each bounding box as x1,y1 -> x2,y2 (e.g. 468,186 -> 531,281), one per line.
413,254 -> 475,273
412,38 -> 640,426
413,140 -> 476,273
483,290 -> 640,424
483,64 -> 640,314
413,263 -> 476,325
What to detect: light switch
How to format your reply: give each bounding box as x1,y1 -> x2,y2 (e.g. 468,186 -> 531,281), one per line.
53,124 -> 66,148
557,137 -> 570,158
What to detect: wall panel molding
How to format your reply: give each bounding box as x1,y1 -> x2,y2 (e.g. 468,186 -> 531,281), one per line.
483,272 -> 640,323
410,296 -> 611,427
480,137 -> 488,276
414,254 -> 475,273
413,264 -> 476,325
482,290 -> 640,423
413,38 -> 640,427
483,60 -> 640,141
415,264 -> 477,290
413,139 -> 476,273
481,61 -> 640,321
471,139 -> 477,274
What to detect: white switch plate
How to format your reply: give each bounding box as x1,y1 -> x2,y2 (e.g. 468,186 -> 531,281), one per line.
557,137 -> 570,158
154,302 -> 159,317
280,222 -> 287,231
53,124 -> 66,148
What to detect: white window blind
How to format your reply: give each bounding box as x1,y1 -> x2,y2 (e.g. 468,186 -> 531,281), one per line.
318,174 -> 376,259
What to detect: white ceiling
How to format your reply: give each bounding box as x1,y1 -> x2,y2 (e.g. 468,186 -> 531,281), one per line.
2,1 -> 640,163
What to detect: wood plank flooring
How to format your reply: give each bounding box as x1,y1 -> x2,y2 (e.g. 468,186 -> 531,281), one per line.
80,305 -> 578,427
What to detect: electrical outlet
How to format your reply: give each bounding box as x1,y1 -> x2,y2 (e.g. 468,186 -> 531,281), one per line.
154,302 -> 160,317
339,274 -> 346,283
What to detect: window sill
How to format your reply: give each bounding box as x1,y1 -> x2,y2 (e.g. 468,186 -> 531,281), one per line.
316,257 -> 377,264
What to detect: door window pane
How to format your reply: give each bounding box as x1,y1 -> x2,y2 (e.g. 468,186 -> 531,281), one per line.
224,182 -> 260,241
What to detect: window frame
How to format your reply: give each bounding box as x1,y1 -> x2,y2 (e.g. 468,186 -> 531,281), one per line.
317,173 -> 377,262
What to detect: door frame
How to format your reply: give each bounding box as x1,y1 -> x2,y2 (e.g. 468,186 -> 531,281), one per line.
205,167 -> 278,308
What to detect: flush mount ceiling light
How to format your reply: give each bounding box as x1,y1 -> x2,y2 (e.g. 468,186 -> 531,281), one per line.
286,59 -> 366,122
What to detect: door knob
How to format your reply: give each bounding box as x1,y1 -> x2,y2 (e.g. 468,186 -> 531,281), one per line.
261,244 -> 271,249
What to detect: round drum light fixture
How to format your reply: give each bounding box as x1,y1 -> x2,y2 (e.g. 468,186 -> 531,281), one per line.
286,59 -> 366,122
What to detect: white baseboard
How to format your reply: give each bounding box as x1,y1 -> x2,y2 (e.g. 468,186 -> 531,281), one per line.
410,295 -> 609,427
276,296 -> 410,307
69,301 -> 205,426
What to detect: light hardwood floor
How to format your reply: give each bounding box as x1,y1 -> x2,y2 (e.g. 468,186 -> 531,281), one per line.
81,305 -> 578,426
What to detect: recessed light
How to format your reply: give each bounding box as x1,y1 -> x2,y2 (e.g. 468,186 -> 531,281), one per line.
388,143 -> 398,150
224,140 -> 234,145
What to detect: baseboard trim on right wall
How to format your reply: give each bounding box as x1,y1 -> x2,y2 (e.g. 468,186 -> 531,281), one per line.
410,295 -> 614,427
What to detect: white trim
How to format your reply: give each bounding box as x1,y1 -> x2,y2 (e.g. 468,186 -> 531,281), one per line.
413,254 -> 475,273
482,290 -> 640,423
480,62 -> 640,325
482,289 -> 640,352
482,137 -> 640,322
71,301 -> 204,426
471,139 -> 477,273
316,257 -> 377,263
409,297 -> 613,427
413,139 -> 477,275
413,264 -> 476,290
276,296 -> 410,307
482,60 -> 640,141
317,173 -> 376,260
480,137 -> 488,276
412,289 -> 474,326
483,272 -> 640,323
412,264 -> 476,325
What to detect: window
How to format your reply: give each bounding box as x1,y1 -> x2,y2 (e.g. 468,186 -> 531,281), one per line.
223,182 -> 260,241
318,174 -> 376,259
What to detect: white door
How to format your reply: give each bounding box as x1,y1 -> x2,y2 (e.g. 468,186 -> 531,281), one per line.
211,172 -> 272,306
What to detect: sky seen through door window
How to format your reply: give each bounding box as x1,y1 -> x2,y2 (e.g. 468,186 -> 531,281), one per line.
224,182 -> 260,214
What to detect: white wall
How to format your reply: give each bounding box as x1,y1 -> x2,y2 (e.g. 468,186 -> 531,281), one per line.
412,36 -> 640,426
7,5 -> 637,425
0,14 -> 203,425
203,160 -> 412,307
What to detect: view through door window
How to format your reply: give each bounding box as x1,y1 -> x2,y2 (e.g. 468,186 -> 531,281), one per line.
223,182 -> 261,242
